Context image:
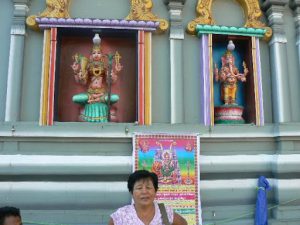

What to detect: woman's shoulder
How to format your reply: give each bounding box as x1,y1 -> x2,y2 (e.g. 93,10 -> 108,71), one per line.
111,204 -> 134,216
110,204 -> 136,223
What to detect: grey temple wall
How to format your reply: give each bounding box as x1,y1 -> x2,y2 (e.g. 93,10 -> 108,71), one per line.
1,0 -> 300,225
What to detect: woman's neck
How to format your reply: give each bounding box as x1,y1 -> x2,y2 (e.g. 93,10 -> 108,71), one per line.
134,203 -> 155,225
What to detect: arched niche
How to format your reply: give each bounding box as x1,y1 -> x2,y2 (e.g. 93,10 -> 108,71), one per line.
212,0 -> 245,27
187,0 -> 272,40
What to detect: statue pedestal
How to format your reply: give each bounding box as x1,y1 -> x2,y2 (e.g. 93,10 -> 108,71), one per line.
214,105 -> 245,124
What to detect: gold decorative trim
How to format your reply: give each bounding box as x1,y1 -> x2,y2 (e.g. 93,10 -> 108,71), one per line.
126,0 -> 169,32
27,0 -> 71,31
40,30 -> 51,125
251,36 -> 260,125
187,0 -> 272,40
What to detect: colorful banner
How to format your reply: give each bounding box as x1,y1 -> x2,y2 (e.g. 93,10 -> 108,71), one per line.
133,133 -> 202,225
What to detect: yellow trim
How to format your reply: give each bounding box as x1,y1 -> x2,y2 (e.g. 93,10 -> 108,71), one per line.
126,0 -> 168,32
27,0 -> 71,31
209,34 -> 214,126
251,37 -> 260,125
187,0 -> 272,41
40,30 -> 51,126
144,32 -> 152,125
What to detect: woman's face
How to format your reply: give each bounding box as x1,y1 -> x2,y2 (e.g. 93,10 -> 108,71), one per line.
132,178 -> 156,207
3,216 -> 22,225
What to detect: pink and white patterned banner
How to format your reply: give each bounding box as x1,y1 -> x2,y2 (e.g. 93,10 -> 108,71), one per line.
133,133 -> 202,225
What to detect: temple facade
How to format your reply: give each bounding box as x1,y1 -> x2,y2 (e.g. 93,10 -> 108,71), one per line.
1,0 -> 300,224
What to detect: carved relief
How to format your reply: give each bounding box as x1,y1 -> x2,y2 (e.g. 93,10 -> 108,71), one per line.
187,0 -> 272,40
126,0 -> 169,32
27,0 -> 71,30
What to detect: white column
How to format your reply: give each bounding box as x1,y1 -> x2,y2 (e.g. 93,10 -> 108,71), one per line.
164,0 -> 186,124
262,0 -> 292,123
5,0 -> 30,122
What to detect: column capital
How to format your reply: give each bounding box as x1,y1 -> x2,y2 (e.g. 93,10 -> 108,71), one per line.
164,0 -> 186,6
262,0 -> 288,10
11,0 -> 31,35
290,0 -> 300,10
164,0 -> 186,39
289,1 -> 300,46
290,0 -> 300,18
261,0 -> 288,43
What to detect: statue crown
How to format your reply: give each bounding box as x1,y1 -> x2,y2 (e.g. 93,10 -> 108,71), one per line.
132,0 -> 143,4
92,33 -> 101,51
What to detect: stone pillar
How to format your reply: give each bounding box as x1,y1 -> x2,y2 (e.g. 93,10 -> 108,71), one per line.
262,0 -> 292,123
164,0 -> 186,124
5,0 -> 30,122
290,0 -> 300,81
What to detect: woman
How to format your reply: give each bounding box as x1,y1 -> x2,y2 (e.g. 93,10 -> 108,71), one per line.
108,170 -> 187,225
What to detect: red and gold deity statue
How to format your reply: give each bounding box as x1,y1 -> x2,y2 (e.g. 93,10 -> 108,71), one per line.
71,34 -> 122,122
214,40 -> 249,105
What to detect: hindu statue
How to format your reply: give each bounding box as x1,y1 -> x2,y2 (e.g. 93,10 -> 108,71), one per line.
213,40 -> 249,124
151,142 -> 182,184
214,40 -> 249,105
71,34 -> 122,122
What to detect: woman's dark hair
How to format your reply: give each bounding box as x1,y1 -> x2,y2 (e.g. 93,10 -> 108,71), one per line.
0,206 -> 21,225
127,170 -> 158,193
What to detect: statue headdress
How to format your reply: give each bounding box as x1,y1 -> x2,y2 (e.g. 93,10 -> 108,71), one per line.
224,40 -> 235,57
92,33 -> 101,51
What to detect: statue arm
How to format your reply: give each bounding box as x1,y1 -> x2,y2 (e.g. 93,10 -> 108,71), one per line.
110,52 -> 123,83
214,63 -> 219,81
237,62 -> 249,82
71,54 -> 88,84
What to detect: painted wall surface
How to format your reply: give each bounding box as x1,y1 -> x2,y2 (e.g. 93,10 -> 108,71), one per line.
1,0 -> 300,225
8,0 -> 292,123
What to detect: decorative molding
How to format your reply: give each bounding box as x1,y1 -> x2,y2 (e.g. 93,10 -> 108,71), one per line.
289,0 -> 300,45
290,0 -> 300,9
11,1 -> 29,34
262,0 -> 288,43
187,0 -> 272,40
164,0 -> 186,39
126,0 -> 169,32
11,24 -> 26,35
35,18 -> 160,31
26,0 -> 71,31
196,24 -> 266,37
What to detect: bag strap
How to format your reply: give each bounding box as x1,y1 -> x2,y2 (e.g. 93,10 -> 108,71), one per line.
158,203 -> 171,225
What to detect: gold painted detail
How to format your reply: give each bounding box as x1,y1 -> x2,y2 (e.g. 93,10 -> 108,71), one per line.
40,30 -> 51,126
27,0 -> 71,31
187,0 -> 272,41
187,0 -> 214,35
126,0 -> 169,32
242,0 -> 272,40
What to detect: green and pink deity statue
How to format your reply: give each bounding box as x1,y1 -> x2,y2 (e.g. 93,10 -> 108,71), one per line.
71,34 -> 122,122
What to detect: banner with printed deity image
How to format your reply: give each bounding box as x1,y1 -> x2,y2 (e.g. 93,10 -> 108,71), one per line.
133,133 -> 202,225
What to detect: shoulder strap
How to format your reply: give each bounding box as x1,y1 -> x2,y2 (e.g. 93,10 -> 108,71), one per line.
158,203 -> 171,225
